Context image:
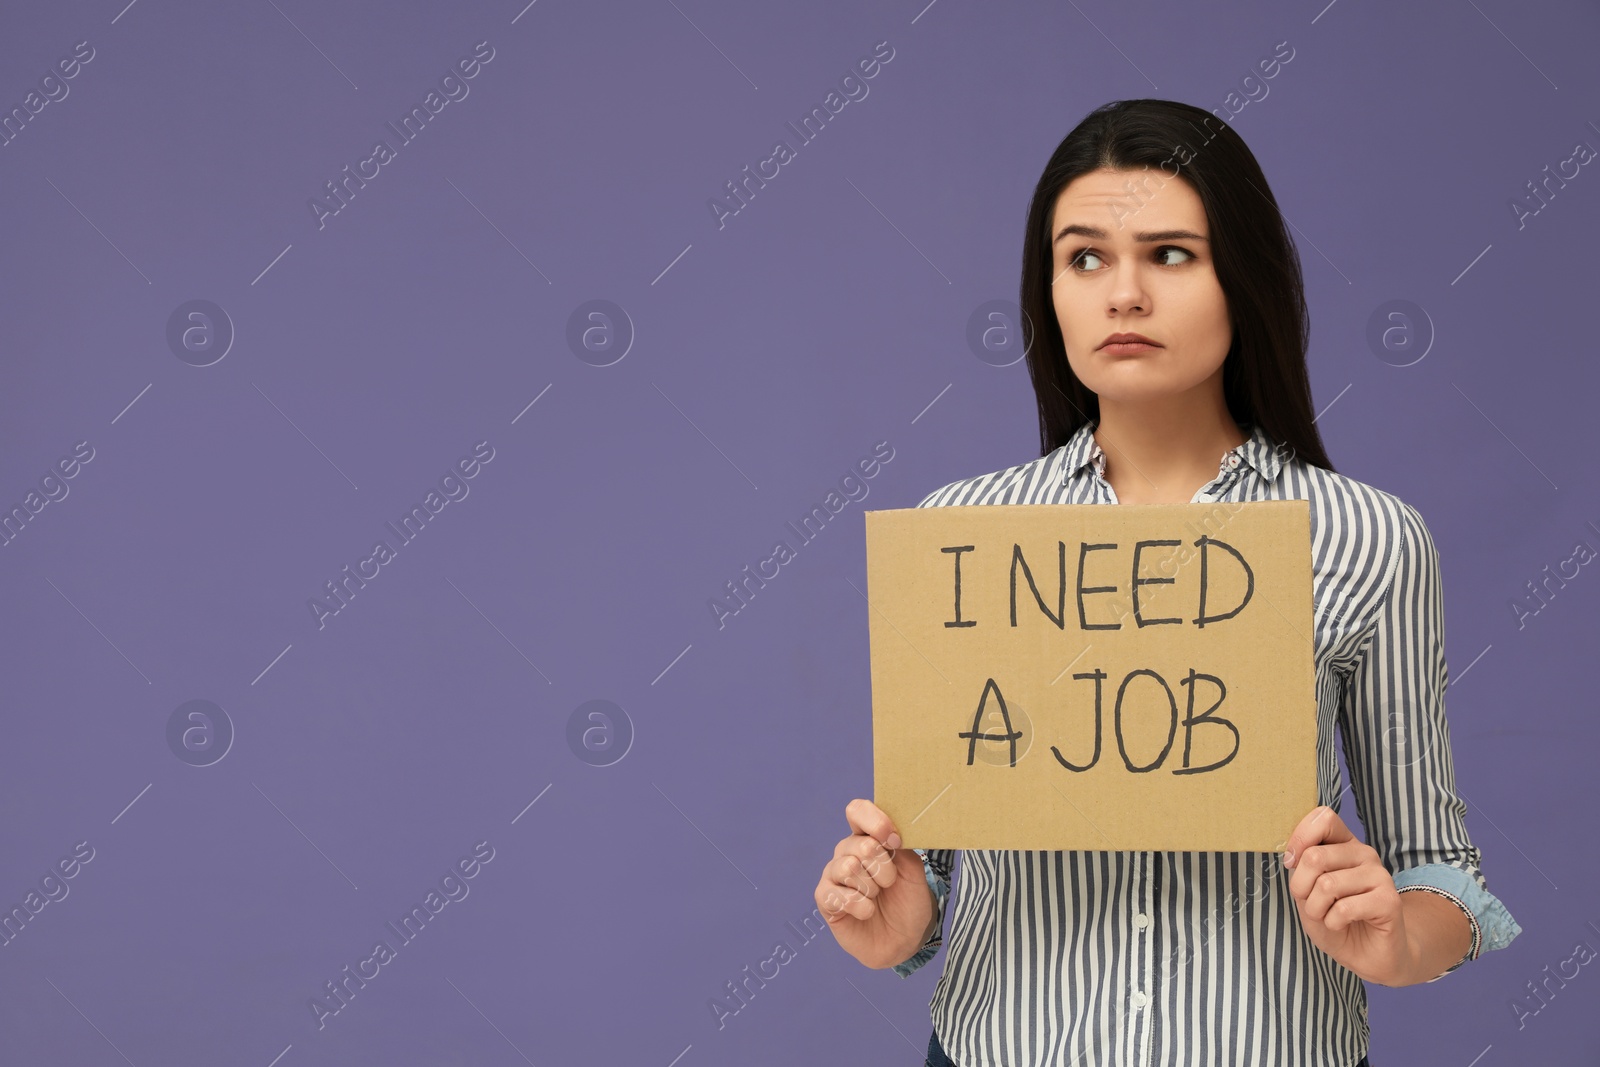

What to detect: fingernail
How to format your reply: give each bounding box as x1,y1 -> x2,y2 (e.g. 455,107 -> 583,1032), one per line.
885,832 -> 901,850
1282,849 -> 1295,867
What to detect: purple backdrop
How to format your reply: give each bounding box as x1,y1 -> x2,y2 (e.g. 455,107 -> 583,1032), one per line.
1,1 -> 1593,1064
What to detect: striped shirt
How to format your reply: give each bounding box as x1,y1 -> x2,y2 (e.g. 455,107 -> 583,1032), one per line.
891,419 -> 1523,1067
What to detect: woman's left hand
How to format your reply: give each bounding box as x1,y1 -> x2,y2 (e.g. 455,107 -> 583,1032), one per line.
1282,805 -> 1411,985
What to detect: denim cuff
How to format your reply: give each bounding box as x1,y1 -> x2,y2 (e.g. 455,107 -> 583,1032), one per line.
892,849 -> 947,978
1393,862 -> 1523,981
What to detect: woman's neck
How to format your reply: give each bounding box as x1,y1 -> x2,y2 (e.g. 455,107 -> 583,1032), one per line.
1092,397 -> 1247,505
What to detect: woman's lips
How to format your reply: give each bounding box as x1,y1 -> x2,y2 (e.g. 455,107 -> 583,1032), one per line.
1101,341 -> 1162,355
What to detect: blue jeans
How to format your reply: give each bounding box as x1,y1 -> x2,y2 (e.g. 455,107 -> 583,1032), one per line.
924,1027 -> 1370,1066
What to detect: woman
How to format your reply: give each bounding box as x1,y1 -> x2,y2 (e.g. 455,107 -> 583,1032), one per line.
813,99 -> 1522,1067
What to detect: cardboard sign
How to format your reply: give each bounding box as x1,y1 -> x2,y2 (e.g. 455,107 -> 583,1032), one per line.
865,500 -> 1317,852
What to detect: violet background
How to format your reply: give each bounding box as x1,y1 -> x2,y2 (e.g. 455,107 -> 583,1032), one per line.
1,1 -> 1594,1064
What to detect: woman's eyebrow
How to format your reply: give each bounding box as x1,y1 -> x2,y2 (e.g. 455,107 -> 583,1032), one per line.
1052,224 -> 1210,245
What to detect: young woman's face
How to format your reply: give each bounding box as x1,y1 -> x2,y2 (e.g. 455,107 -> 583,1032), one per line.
1049,167 -> 1233,405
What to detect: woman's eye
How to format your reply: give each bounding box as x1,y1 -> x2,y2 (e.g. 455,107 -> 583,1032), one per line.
1071,250 -> 1104,272
1156,245 -> 1194,266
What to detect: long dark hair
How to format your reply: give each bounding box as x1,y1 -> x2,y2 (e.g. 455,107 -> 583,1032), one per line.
1018,98 -> 1335,472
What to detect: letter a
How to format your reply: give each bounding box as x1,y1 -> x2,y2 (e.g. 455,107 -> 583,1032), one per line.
958,678 -> 1023,766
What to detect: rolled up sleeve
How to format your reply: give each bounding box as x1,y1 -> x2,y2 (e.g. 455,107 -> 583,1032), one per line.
1336,501 -> 1523,980
892,848 -> 955,978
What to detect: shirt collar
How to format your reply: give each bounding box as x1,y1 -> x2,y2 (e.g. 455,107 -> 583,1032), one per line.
1058,420 -> 1285,485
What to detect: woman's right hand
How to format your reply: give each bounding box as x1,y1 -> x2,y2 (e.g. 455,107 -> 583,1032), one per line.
814,798 -> 937,969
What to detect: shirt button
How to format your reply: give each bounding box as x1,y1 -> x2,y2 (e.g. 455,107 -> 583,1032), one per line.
1226,452 -> 1241,469
1132,991 -> 1148,1009
1134,912 -> 1150,929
